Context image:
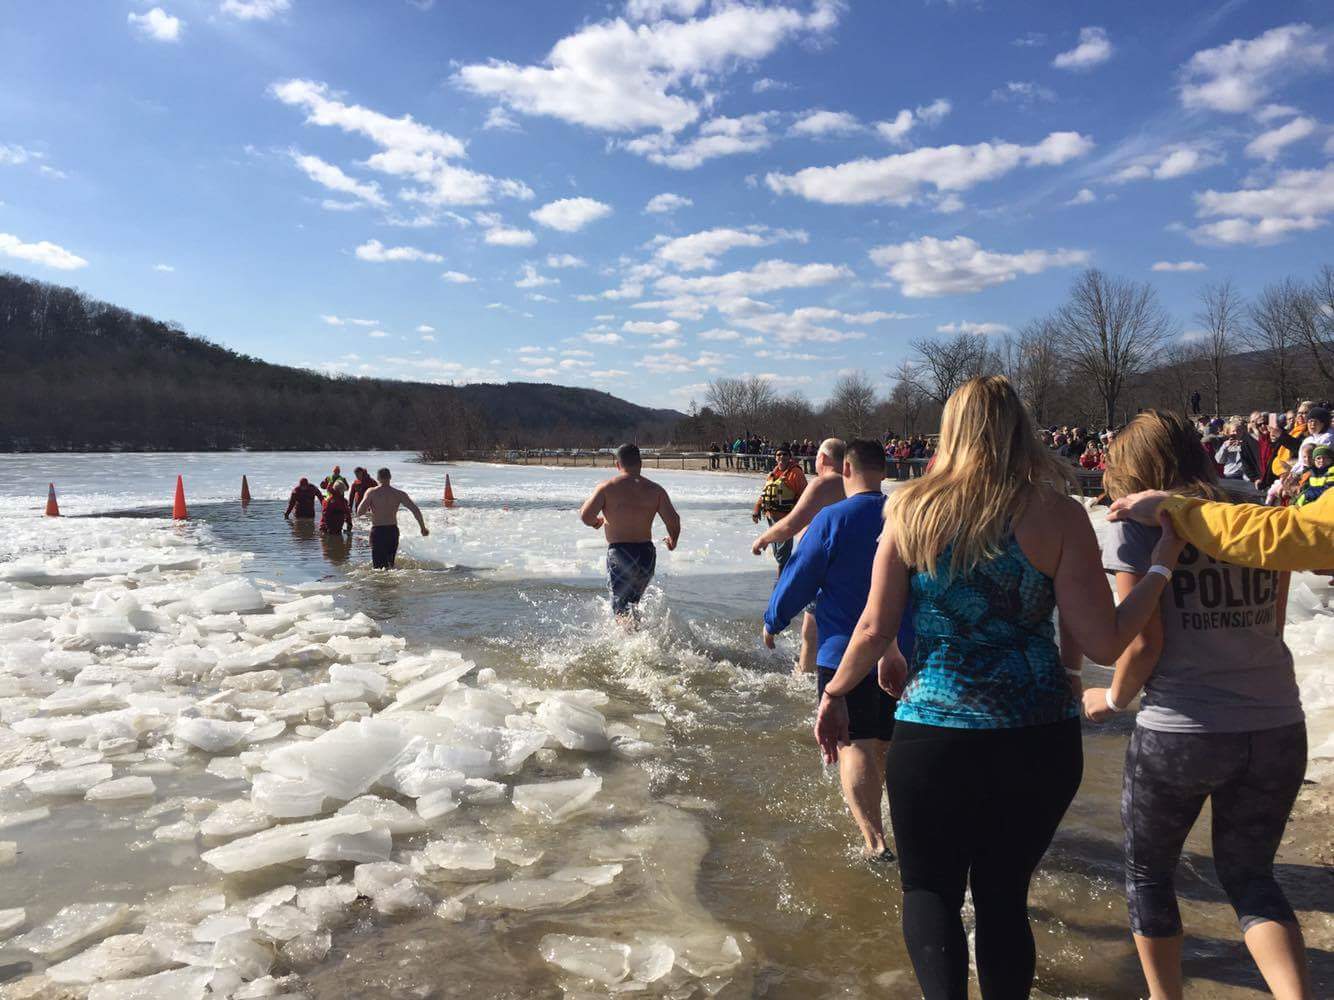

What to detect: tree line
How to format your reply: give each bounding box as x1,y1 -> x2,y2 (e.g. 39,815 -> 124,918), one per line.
675,265 -> 1334,447
0,272 -> 677,453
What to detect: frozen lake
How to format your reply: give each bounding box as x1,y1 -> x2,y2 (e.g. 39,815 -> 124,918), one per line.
0,453 -> 1330,998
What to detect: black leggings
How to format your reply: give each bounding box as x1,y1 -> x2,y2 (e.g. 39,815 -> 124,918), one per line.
1122,722 -> 1306,938
885,718 -> 1083,999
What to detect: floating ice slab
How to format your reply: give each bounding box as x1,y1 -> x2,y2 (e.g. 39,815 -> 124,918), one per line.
86,776 -> 156,801
251,772 -> 327,819
175,717 -> 254,753
384,657 -> 476,712
306,824 -> 392,864
629,940 -> 676,983
24,762 -> 115,797
328,664 -> 389,700
295,884 -> 358,930
193,580 -> 268,616
0,806 -> 51,830
353,862 -> 431,915
13,901 -> 133,959
336,795 -> 428,835
211,929 -> 275,980
76,616 -> 141,647
539,934 -> 631,986
511,773 -> 602,824
45,933 -> 174,985
551,863 -> 622,887
87,965 -> 217,1000
200,815 -> 373,873
261,718 -> 416,802
472,878 -> 594,912
423,841 -> 496,873
200,800 -> 273,839
0,907 -> 25,938
535,698 -> 610,752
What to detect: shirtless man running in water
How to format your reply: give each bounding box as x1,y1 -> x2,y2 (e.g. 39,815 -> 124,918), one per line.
579,444 -> 681,624
356,467 -> 429,569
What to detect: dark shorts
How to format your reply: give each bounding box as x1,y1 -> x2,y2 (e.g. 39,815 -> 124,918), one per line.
818,667 -> 896,742
370,525 -> 400,569
607,541 -> 656,615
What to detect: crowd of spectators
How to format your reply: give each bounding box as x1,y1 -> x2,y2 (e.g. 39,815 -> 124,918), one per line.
708,434 -> 935,475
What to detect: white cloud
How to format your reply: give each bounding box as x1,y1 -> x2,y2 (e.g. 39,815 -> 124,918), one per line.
874,98 -> 952,146
1190,164 -> 1334,246
655,225 -> 805,271
355,238 -> 443,263
638,351 -> 728,374
1179,23 -> 1327,114
989,81 -> 1056,106
655,258 -> 851,299
483,225 -> 537,247
644,192 -> 692,214
514,263 -> 557,288
321,315 -> 379,326
1109,145 -> 1221,183
1053,27 -> 1113,71
625,112 -> 774,169
221,0 -> 290,20
153,263 -> 175,272
0,144 -> 41,166
699,328 -> 741,341
416,324 -> 436,333
368,330 -> 389,339
453,2 -> 839,134
1066,187 -> 1096,206
935,321 -> 1012,336
529,196 -> 612,232
290,151 -> 387,207
790,110 -> 862,138
730,306 -> 901,345
1012,32 -> 1047,48
483,107 -> 521,131
0,232 -> 88,270
752,77 -> 789,93
545,253 -> 584,268
869,235 -> 1088,297
1244,116 -> 1317,161
421,333 -> 436,341
623,319 -> 681,335
441,270 -> 474,283
128,7 -> 183,42
766,131 -> 1092,206
625,0 -> 707,21
583,331 -> 624,344
271,79 -> 530,207
1152,260 -> 1207,272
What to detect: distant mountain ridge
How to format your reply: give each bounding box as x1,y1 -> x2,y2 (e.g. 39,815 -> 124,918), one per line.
0,272 -> 682,452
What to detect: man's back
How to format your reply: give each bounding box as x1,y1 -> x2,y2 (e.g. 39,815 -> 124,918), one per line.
601,474 -> 667,544
363,484 -> 406,526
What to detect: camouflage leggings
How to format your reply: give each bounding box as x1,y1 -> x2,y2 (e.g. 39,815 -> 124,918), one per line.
1122,722 -> 1307,937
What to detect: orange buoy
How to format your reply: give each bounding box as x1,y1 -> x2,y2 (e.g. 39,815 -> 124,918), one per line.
241,475 -> 252,506
443,474 -> 456,508
45,483 -> 60,517
172,475 -> 188,520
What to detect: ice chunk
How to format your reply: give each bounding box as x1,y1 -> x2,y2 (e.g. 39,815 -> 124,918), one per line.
511,772 -> 602,824
192,914 -> 251,942
76,616 -> 140,647
13,901 -> 133,959
306,824 -> 392,864
535,697 -> 610,752
261,718 -> 416,801
24,762 -> 115,797
383,658 -> 476,712
0,907 -> 26,939
295,884 -> 358,930
551,863 -> 622,887
153,820 -> 197,843
0,841 -> 14,867
211,930 -> 275,980
251,772 -> 327,818
353,862 -> 431,915
461,778 -> 508,805
200,800 -> 273,839
539,934 -> 631,986
86,776 -> 156,801
423,841 -> 496,873
253,905 -> 318,942
193,580 -> 267,615
280,929 -> 332,969
328,664 -> 389,700
200,815 -> 372,872
0,806 -> 50,830
676,934 -> 743,978
472,878 -> 594,912
628,940 -> 676,983
87,966 -> 216,1000
175,716 -> 254,753
0,764 -> 37,789
415,788 -> 458,821
45,933 -> 172,985
336,795 -> 428,834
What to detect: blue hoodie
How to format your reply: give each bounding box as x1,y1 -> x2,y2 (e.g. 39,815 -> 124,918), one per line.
764,490 -> 913,668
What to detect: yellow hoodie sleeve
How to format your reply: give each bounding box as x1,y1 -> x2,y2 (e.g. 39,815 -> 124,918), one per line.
1162,493 -> 1334,571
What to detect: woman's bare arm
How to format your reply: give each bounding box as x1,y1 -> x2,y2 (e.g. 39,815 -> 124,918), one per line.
1084,572 -> 1165,720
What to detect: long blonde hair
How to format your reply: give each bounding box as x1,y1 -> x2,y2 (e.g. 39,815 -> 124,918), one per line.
887,375 -> 1073,577
1103,409 -> 1225,501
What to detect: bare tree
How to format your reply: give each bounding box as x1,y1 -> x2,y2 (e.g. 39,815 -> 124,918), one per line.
1246,281 -> 1301,411
905,333 -> 1000,405
1155,339 -> 1209,415
1195,280 -> 1242,415
827,370 -> 879,438
887,361 -> 927,435
1057,269 -> 1174,428
1007,318 -> 1063,426
705,375 -> 776,433
1290,265 -> 1334,385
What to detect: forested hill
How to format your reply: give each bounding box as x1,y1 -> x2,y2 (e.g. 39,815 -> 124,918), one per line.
0,273 -> 682,452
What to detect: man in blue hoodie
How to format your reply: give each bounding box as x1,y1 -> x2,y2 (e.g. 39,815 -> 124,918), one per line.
763,439 -> 911,861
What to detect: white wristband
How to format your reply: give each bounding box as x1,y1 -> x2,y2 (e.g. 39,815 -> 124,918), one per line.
1147,564 -> 1172,580
1105,688 -> 1124,713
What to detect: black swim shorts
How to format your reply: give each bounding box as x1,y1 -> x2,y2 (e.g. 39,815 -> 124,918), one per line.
817,667 -> 896,742
607,541 -> 657,615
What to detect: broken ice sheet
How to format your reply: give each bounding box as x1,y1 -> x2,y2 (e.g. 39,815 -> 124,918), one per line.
13,901 -> 133,959
471,878 -> 594,912
539,934 -> 631,986
86,965 -> 218,1000
535,697 -> 610,752
511,771 -> 602,824
200,815 -> 373,873
45,933 -> 174,985
422,840 -> 496,873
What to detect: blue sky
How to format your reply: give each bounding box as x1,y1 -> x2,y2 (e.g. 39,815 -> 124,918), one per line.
2,1 -> 1331,410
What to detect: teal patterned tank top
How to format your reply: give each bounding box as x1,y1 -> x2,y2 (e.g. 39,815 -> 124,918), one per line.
897,536 -> 1079,730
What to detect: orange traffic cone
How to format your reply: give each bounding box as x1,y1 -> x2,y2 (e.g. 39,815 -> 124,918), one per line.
241,475 -> 252,506
45,483 -> 60,517
443,474 -> 456,508
172,475 -> 188,520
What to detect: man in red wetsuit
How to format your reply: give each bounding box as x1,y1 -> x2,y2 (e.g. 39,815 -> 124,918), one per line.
348,467 -> 376,511
320,481 -> 353,535
284,478 -> 324,520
